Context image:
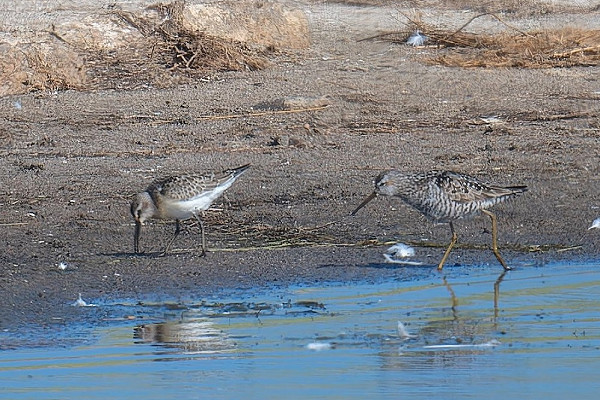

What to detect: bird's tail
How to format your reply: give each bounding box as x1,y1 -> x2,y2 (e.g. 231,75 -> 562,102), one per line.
483,184 -> 527,207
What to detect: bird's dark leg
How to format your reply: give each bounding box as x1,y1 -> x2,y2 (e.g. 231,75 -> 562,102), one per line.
162,219 -> 181,256
438,222 -> 458,270
134,221 -> 142,254
192,213 -> 207,257
482,209 -> 511,271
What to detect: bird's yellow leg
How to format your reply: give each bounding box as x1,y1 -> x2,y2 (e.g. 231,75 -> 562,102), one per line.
493,270 -> 508,323
482,209 -> 511,271
438,222 -> 458,270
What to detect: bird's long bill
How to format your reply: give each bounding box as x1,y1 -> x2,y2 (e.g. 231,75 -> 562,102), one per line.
134,221 -> 141,254
351,192 -> 377,216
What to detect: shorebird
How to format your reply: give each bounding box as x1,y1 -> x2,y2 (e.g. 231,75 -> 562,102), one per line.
130,164 -> 250,255
351,170 -> 527,271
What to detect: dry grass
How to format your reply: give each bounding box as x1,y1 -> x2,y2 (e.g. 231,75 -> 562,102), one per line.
83,32 -> 269,90
116,1 -> 270,73
321,0 -> 590,15
430,27 -> 600,68
164,31 -> 270,72
369,12 -> 600,68
23,45 -> 86,91
9,0 -> 272,93
0,42 -> 86,95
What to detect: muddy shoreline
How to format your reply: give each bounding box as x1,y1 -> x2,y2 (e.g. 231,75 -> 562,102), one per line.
1,1 -> 599,332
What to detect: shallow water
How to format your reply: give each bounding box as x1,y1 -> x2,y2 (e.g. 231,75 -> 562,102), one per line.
1,262 -> 600,399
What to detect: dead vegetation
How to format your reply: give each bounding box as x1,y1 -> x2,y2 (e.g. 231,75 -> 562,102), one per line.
3,1 -> 272,94
164,212 -> 340,251
0,42 -> 86,95
2,2 -> 598,95
83,1 -> 270,90
431,27 -> 600,68
83,29 -> 270,91
367,12 -> 600,68
121,1 -> 270,72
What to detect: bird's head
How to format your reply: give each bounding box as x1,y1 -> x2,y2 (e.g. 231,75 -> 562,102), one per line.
351,170 -> 397,216
374,171 -> 399,196
130,192 -> 156,224
130,192 -> 157,254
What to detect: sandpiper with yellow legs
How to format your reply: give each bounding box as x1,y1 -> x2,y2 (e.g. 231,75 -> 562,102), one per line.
352,170 -> 527,270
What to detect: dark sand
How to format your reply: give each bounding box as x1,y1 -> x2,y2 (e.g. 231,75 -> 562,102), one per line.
0,1 -> 599,331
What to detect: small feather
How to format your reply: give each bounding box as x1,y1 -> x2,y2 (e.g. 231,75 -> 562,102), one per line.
406,30 -> 428,47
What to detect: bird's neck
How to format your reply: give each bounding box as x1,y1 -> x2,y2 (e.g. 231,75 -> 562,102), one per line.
139,192 -> 159,222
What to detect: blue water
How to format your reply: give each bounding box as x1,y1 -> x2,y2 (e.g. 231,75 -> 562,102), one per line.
1,262 -> 600,399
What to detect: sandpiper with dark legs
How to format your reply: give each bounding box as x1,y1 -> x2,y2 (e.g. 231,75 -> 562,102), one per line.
130,164 -> 250,255
351,170 -> 527,270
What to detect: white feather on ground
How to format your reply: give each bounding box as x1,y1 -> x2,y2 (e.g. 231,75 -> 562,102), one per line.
72,293 -> 97,307
384,243 -> 423,265
406,30 -> 428,47
397,321 -> 417,339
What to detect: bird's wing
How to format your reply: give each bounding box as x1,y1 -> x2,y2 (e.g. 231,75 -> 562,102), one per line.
434,171 -> 513,203
150,167 -> 246,202
150,174 -> 218,201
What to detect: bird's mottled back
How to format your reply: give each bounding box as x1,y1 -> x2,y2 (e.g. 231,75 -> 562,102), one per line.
375,170 -> 527,223
148,174 -> 219,201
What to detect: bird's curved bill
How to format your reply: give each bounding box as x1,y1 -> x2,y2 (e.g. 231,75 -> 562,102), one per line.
134,221 -> 141,254
351,192 -> 377,216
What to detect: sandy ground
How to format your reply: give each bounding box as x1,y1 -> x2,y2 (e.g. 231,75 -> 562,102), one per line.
0,1 -> 599,331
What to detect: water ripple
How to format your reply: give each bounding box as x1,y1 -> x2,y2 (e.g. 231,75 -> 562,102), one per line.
1,262 -> 599,399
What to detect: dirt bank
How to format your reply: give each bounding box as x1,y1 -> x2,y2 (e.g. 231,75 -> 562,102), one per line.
0,1 -> 599,331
